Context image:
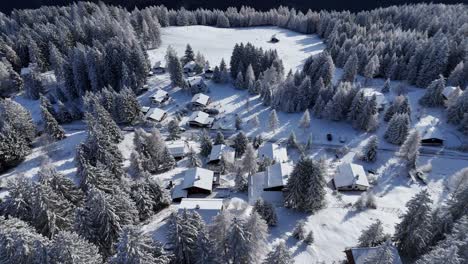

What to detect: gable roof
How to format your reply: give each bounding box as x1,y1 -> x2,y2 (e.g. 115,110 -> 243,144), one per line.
348,245 -> 402,264
361,88 -> 388,108
442,86 -> 461,99
188,111 -> 214,125
172,184 -> 188,200
182,167 -> 214,192
191,93 -> 210,106
183,61 -> 197,71
264,162 -> 293,189
178,198 -> 224,223
167,140 -> 189,157
145,108 -> 167,122
334,163 -> 369,188
258,143 -> 288,163
209,144 -> 235,163
150,89 -> 169,103
416,126 -> 445,141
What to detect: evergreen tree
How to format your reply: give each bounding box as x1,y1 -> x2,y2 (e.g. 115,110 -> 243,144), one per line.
200,131 -> 213,157
363,55 -> 380,82
269,109 -> 280,132
233,131 -> 248,157
235,71 -> 244,89
384,113 -> 410,145
245,64 -> 256,94
234,168 -> 248,192
242,143 -> 258,176
130,178 -> 170,221
415,245 -> 460,264
419,75 -> 445,107
182,44 -> 195,65
262,242 -> 292,264
187,147 -> 202,168
341,53 -> 359,82
235,116 -> 243,131
213,66 -> 222,83
168,210 -> 205,264
41,106 -> 66,141
167,119 -> 181,140
447,89 -> 468,125
244,212 -> 269,263
216,13 -> 230,28
361,135 -> 378,162
284,158 -> 326,212
394,190 -> 433,259
287,131 -> 298,149
358,220 -> 386,247
253,199 -> 277,227
382,79 -> 391,93
166,46 -> 185,89
398,130 -> 421,169
48,231 -> 103,264
299,109 -> 311,130
0,124 -> 31,173
0,98 -> 36,143
228,217 -> 249,264
292,220 -> 306,240
195,228 -> 219,264
214,131 -> 225,145
209,210 -> 232,262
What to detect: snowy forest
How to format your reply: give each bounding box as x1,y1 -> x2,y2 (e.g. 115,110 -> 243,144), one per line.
0,1 -> 467,264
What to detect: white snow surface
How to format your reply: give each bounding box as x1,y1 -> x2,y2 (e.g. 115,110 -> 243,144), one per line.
1,25 -> 467,264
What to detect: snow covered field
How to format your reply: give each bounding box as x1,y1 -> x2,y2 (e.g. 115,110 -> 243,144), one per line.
148,26 -> 325,72
2,25 -> 467,263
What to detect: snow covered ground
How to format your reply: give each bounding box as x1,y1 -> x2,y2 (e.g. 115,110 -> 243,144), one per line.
2,25 -> 467,263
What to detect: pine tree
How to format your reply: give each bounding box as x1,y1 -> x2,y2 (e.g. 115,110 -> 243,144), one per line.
361,135 -> 378,162
209,210 -> 232,262
235,71 -> 244,89
233,132 -> 248,157
299,109 -> 311,130
41,106 -> 66,141
0,98 -> 36,143
262,242 -> 292,264
244,212 -> 269,263
382,79 -> 391,93
0,124 -> 31,173
415,245 -> 460,264
285,157 -> 326,212
245,64 -> 256,94
187,147 -> 202,168
228,217 -> 249,264
168,119 -> 181,140
195,228 -> 219,264
216,13 -> 230,28
214,131 -> 225,145
234,168 -> 248,192
200,131 -> 213,157
253,199 -> 278,227
419,75 -> 445,107
363,55 -> 380,83
269,109 -> 280,132
130,178 -> 170,221
251,115 -> 260,128
168,210 -> 205,264
110,226 -> 163,264
292,220 -> 306,240
48,231 -> 103,264
447,90 -> 468,125
384,113 -> 410,145
394,190 -> 433,259
342,53 -> 359,82
213,66 -> 222,83
242,143 -> 258,176
358,220 -> 386,247
166,46 -> 185,88
398,130 -> 421,169
182,44 -> 195,65
235,116 -> 243,131
287,131 -> 298,149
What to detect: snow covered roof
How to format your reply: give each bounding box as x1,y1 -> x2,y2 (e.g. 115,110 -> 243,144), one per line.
348,245 -> 402,264
172,184 -> 188,200
141,106 -> 150,114
153,61 -> 162,68
361,88 -> 388,108
188,76 -> 204,86
442,86 -> 461,99
178,198 -> 224,223
416,126 -> 445,140
249,172 -> 266,204
208,144 -> 235,163
183,61 -> 197,71
258,143 -> 288,163
188,111 -> 214,126
191,93 -> 210,106
145,108 -> 167,122
20,67 -> 31,75
264,162 -> 293,189
167,141 -> 189,157
150,89 -> 169,103
334,163 -> 369,188
182,167 -> 214,192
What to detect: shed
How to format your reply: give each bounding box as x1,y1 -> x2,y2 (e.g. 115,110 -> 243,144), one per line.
151,89 -> 170,105
362,88 -> 388,111
208,144 -> 235,164
141,106 -> 150,114
145,108 -> 167,122
191,93 -> 211,108
258,143 -> 288,163
167,140 -> 189,158
188,77 -> 208,94
188,111 -> 214,128
270,35 -> 279,43
417,126 -> 445,146
204,69 -> 214,79
344,245 -> 402,264
334,163 -> 369,191
182,167 -> 214,194
178,198 -> 224,223
183,61 -> 197,76
153,61 -> 166,74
